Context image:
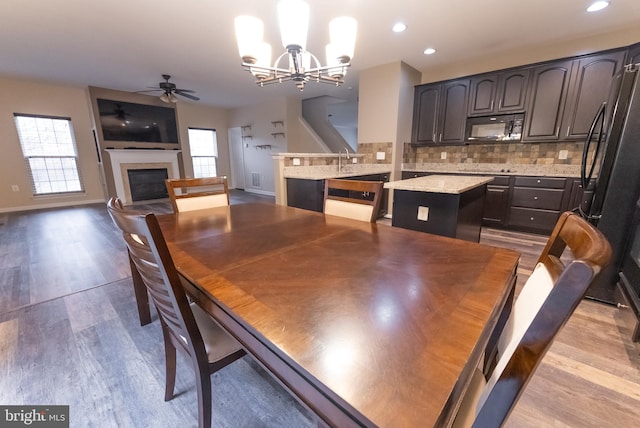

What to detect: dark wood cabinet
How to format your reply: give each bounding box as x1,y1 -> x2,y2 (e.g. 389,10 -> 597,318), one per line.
522,60 -> 573,142
568,178 -> 595,215
482,176 -> 511,227
402,171 -> 431,179
507,176 -> 568,233
561,51 -> 626,140
496,69 -> 530,112
439,80 -> 470,144
287,173 -> 391,217
469,70 -> 529,116
412,85 -> 440,145
627,43 -> 640,65
412,79 -> 469,145
469,75 -> 498,116
286,178 -> 324,212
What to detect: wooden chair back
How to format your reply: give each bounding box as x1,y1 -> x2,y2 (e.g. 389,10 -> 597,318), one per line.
107,197 -> 245,428
107,197 -> 207,361
468,211 -> 612,427
323,179 -> 384,222
165,176 -> 229,213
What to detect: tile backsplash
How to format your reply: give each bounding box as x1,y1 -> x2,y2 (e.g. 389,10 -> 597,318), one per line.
404,141 -> 592,165
357,142 -> 393,164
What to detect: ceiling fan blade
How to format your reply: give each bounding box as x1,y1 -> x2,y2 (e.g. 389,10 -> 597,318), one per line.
175,91 -> 200,101
135,89 -> 162,93
174,88 -> 196,93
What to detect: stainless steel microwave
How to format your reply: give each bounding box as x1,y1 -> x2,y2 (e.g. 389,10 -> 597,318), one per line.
465,113 -> 524,142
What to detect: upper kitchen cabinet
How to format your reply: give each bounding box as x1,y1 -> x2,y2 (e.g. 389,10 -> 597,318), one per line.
412,79 -> 469,145
561,51 -> 626,140
412,85 -> 439,145
627,43 -> 640,65
522,60 -> 573,142
469,70 -> 529,116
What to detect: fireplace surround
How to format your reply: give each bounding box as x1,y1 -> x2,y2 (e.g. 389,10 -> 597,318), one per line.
105,149 -> 180,204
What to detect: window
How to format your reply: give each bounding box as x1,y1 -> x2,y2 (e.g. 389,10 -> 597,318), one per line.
14,114 -> 84,195
188,128 -> 218,178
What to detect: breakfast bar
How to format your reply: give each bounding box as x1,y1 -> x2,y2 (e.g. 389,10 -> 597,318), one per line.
385,175 -> 493,242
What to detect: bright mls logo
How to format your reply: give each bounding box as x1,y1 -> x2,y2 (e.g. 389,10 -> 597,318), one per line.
0,406 -> 69,427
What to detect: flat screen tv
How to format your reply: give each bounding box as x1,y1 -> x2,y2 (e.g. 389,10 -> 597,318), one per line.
96,98 -> 179,144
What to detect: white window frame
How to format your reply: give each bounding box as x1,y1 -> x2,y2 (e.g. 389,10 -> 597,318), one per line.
187,127 -> 218,178
14,113 -> 84,196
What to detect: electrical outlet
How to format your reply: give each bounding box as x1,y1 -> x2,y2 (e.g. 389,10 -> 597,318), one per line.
558,150 -> 568,160
292,158 -> 301,166
352,157 -> 358,164
417,206 -> 430,221
376,151 -> 386,160
440,152 -> 447,160
11,185 -> 19,192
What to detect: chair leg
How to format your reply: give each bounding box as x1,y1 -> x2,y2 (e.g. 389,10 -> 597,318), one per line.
194,367 -> 212,428
163,337 -> 177,401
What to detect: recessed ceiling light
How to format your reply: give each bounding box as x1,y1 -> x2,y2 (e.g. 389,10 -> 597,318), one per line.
392,22 -> 407,33
424,48 -> 436,55
587,1 -> 610,12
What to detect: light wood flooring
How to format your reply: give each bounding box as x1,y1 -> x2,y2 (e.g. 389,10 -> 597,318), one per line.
1,191 -> 639,427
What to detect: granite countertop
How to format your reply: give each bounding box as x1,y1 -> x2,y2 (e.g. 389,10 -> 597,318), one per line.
283,164 -> 391,180
402,162 -> 581,177
385,175 -> 494,194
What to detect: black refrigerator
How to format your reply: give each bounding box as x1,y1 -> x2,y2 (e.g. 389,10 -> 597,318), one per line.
580,63 -> 640,305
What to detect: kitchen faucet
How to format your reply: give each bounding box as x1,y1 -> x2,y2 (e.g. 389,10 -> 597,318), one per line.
338,147 -> 350,173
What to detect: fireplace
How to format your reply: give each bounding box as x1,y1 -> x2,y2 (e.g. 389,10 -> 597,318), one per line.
105,149 -> 181,204
127,168 -> 169,201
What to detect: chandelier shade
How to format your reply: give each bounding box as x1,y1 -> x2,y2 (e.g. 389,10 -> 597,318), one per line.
234,0 -> 356,90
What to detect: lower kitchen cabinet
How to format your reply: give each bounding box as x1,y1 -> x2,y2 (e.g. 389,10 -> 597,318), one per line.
402,171 -> 580,235
507,176 -> 568,234
286,178 -> 324,212
482,176 -> 510,227
286,173 -> 390,217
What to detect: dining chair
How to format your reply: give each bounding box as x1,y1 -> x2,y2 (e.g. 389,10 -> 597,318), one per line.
452,211 -> 612,428
165,176 -> 229,213
323,178 -> 384,222
107,197 -> 246,428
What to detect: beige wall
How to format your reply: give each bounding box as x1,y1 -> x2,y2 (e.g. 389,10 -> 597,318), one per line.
0,76 -> 104,212
422,26 -> 640,84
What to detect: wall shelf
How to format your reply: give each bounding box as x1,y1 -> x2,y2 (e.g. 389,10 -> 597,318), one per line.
255,144 -> 272,150
271,121 -> 284,127
271,132 -> 285,138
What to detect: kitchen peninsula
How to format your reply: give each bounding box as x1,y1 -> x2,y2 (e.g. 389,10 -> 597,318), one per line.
385,175 -> 493,242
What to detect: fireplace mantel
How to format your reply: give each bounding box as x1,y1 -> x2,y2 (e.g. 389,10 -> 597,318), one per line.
105,149 -> 181,204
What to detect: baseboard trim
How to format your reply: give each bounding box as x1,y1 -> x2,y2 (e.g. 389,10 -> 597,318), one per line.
244,189 -> 276,197
0,198 -> 106,213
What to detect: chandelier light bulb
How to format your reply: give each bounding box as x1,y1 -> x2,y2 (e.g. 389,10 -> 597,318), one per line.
235,16 -> 264,63
278,0 -> 309,51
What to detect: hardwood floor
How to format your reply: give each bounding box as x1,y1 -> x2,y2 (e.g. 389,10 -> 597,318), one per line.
1,191 -> 639,427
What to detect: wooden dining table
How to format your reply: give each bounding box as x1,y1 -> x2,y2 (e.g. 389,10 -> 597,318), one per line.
156,203 -> 519,428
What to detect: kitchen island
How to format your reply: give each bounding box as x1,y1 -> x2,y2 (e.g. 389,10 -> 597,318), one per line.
385,175 -> 493,242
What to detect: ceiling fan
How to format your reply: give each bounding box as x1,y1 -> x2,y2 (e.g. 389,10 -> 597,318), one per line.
139,74 -> 200,103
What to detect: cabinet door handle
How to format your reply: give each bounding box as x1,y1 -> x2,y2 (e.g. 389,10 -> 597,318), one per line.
433,133 -> 436,142
537,179 -> 541,183
530,217 -> 535,221
534,196 -> 538,200
490,100 -> 495,111
566,125 -> 571,137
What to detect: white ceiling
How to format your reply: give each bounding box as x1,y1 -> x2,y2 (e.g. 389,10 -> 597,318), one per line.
2,0 -> 639,108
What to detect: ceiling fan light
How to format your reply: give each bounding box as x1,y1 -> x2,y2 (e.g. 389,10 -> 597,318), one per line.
329,16 -> 357,62
278,0 -> 309,51
159,93 -> 170,103
235,16 -> 264,63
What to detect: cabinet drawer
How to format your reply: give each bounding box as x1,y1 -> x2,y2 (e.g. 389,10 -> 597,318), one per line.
402,171 -> 431,179
513,176 -> 566,189
511,187 -> 564,210
508,207 -> 560,232
489,175 -> 510,186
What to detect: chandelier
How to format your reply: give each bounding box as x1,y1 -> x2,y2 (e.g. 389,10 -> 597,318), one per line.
234,0 -> 357,91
